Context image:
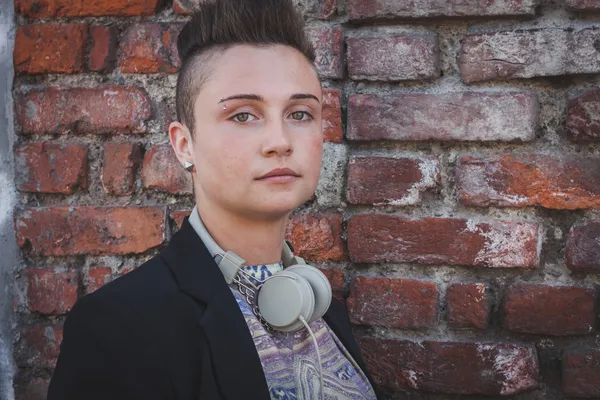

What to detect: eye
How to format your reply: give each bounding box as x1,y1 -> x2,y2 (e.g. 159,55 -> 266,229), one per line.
290,111 -> 311,121
232,112 -> 255,123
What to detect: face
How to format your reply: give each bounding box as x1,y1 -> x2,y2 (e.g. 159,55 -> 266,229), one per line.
171,44 -> 323,221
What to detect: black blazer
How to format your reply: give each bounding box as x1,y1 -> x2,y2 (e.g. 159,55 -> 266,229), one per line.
48,217 -> 377,400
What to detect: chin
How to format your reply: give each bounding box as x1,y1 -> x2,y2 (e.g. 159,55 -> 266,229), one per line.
253,192 -> 313,219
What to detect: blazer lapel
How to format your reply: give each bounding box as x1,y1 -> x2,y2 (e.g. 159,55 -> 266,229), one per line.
161,219 -> 271,400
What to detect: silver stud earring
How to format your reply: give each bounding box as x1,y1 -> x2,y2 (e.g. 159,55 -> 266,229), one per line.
184,161 -> 194,172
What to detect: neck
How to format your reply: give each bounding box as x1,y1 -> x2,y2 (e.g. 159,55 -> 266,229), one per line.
195,201 -> 288,266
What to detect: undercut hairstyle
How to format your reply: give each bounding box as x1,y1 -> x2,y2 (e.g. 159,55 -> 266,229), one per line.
175,0 -> 316,136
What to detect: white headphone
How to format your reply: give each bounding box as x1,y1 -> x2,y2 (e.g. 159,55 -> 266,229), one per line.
189,207 -> 332,333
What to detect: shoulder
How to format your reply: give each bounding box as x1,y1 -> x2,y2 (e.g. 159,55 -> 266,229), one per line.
66,254 -> 182,333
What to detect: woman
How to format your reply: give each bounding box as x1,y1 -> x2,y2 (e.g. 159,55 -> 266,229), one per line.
48,0 -> 377,399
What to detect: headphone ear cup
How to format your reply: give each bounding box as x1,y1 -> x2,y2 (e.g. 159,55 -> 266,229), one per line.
285,265 -> 332,324
257,271 -> 315,332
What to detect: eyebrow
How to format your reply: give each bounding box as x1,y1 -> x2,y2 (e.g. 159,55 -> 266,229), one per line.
218,93 -> 320,104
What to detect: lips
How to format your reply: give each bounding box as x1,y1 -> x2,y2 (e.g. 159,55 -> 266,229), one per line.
256,167 -> 300,180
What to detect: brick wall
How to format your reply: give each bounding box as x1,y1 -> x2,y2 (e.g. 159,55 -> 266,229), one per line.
10,0 -> 600,399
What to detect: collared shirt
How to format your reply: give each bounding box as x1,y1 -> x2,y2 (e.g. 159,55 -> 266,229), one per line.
231,263 -> 377,400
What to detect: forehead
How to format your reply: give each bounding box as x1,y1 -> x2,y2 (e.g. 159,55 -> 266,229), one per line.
197,44 -> 321,102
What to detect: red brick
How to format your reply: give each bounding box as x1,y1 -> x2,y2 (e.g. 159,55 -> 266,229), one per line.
15,87 -> 152,135
348,0 -> 538,20
305,25 -> 344,79
348,215 -> 540,268
347,156 -> 440,205
16,143 -> 88,194
170,209 -> 192,230
14,377 -> 50,400
120,23 -> 183,74
14,24 -> 86,75
322,89 -> 342,143
347,33 -> 439,81
359,338 -> 539,395
566,222 -> 600,273
102,143 -> 142,195
461,28 -> 600,83
566,0 -> 600,9
15,0 -> 162,17
457,154 -> 600,210
16,207 -> 166,256
84,266 -> 113,294
297,0 -> 337,19
286,214 -> 345,261
347,277 -> 438,329
563,347 -> 600,398
88,26 -> 117,73
502,285 -> 596,335
26,268 -> 78,314
318,265 -> 345,292
347,92 -> 538,142
447,283 -> 490,330
567,87 -> 600,142
173,0 -> 336,18
315,265 -> 346,300
20,324 -> 63,367
173,0 -> 201,14
142,145 -> 193,195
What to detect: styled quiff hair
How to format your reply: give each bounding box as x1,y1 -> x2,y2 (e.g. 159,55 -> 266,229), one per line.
175,0 -> 316,135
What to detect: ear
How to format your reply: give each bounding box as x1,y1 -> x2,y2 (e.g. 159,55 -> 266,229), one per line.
169,121 -> 194,167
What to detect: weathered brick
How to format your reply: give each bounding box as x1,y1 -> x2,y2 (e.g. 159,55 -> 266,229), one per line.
348,215 -> 540,268
286,214 -> 345,261
16,207 -> 166,256
347,156 -> 440,205
173,0 -> 202,14
563,347 -> 600,398
88,26 -> 117,73
120,23 -> 183,74
84,266 -> 134,293
15,0 -> 162,17
16,143 -> 88,194
359,338 -> 539,395
297,0 -> 337,19
567,87 -> 600,142
102,143 -> 142,195
306,25 -> 344,79
26,268 -> 78,315
347,277 -> 438,329
566,222 -> 600,273
174,0 -> 336,18
566,0 -> 600,9
347,0 -> 538,20
461,28 -> 600,83
142,145 -> 193,195
347,32 -> 439,81
322,89 -> 342,143
447,283 -> 490,330
84,266 -> 112,294
15,87 -> 152,135
457,154 -> 600,210
318,265 -> 345,292
19,324 -> 63,367
14,377 -> 50,400
347,92 -> 538,142
14,24 -> 86,74
503,285 -> 596,335
170,209 -> 192,230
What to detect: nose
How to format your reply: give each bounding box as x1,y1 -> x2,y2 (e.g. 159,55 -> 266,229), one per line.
261,119 -> 293,157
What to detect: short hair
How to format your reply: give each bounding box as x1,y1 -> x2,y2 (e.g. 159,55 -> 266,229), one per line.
175,0 -> 316,136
